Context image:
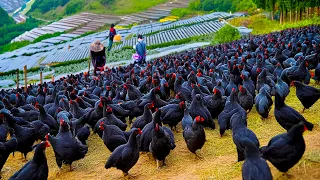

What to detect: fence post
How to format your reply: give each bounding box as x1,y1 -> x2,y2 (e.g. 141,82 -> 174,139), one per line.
40,71 -> 43,84
23,65 -> 27,92
88,59 -> 91,75
51,68 -> 55,82
16,69 -> 19,89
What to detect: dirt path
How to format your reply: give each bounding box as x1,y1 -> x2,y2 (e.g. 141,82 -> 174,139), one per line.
2,84 -> 320,179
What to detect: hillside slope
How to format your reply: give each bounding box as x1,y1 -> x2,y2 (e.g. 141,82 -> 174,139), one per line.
0,0 -> 28,13
28,0 -> 168,20
0,7 -> 15,27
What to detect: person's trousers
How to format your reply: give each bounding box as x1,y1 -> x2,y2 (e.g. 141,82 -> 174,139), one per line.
108,39 -> 113,51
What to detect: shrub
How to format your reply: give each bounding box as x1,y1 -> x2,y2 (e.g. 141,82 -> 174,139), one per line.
0,41 -> 31,54
171,8 -> 191,18
65,0 -> 85,15
213,24 -> 241,44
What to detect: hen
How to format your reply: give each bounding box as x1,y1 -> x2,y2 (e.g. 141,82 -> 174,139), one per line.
292,81 -> 320,112
132,103 -> 153,129
105,128 -> 142,177
100,122 -> 127,152
47,119 -> 88,170
231,112 -> 260,162
241,139 -> 272,180
255,86 -> 273,119
3,112 -> 37,160
189,94 -> 215,129
183,116 -> 206,158
160,101 -> 185,131
9,141 -> 50,180
274,91 -> 313,131
260,122 -> 306,172
0,137 -> 18,173
149,123 -> 172,168
238,85 -> 253,113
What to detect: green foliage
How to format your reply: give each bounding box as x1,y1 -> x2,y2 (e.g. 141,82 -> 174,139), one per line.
0,41 -> 31,54
189,0 -> 258,13
229,14 -> 320,35
235,0 -> 258,14
213,24 -> 241,44
29,0 -> 168,19
171,8 -> 192,18
30,0 -> 70,14
65,0 -> 85,15
0,7 -> 15,27
0,18 -> 41,52
87,1 -> 104,10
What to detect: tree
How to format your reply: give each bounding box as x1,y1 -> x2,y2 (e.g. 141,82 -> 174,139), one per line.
0,7 -> 14,27
266,0 -> 277,20
213,24 -> 241,44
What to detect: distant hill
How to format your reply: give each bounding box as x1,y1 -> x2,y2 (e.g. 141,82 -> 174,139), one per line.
0,7 -> 15,27
28,0 -> 168,20
0,0 -> 28,13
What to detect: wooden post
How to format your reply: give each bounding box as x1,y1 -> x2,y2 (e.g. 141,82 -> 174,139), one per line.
51,69 -> 55,82
23,65 -> 27,92
16,69 -> 19,89
88,59 -> 91,75
40,71 -> 43,84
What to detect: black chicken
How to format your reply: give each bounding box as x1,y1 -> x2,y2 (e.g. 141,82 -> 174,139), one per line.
0,137 -> 18,173
132,103 -> 153,129
183,116 -> 206,158
241,139 -> 272,180
149,123 -> 172,168
47,119 -> 88,170
100,122 -> 127,152
292,81 -> 320,112
189,94 -> 215,129
160,101 -> 185,131
274,91 -> 314,131
260,122 -> 306,172
9,141 -> 50,180
105,128 -> 142,177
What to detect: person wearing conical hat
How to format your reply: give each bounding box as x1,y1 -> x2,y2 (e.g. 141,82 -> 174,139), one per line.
90,40 -> 106,76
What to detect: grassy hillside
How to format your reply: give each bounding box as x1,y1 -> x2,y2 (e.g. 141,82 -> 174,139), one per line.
28,0 -> 168,20
0,7 -> 15,27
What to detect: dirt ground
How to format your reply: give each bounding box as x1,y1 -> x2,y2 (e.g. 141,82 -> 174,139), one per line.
2,83 -> 320,180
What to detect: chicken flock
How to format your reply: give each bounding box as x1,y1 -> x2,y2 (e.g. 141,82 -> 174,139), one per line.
1,26 -> 320,179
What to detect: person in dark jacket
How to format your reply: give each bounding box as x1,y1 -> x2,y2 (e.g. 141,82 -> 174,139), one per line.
135,34 -> 147,65
90,40 -> 106,76
108,24 -> 117,52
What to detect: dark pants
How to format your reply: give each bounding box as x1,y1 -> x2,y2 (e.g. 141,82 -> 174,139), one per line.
108,39 -> 113,51
92,56 -> 106,75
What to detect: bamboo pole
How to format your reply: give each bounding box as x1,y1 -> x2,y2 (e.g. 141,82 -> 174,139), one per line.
40,71 -> 43,84
51,69 -> 55,82
88,59 -> 91,75
23,65 -> 27,92
16,69 -> 19,89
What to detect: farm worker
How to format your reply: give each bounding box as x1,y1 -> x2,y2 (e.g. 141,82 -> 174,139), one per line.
108,24 -> 117,52
135,34 -> 147,65
90,40 -> 106,76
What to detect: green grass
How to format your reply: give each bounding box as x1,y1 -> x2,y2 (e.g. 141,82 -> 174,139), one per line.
30,0 -> 169,20
171,8 -> 208,18
0,41 -> 31,54
229,14 -> 320,35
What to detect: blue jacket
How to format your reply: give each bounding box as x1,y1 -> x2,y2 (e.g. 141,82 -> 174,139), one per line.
136,40 -> 146,60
